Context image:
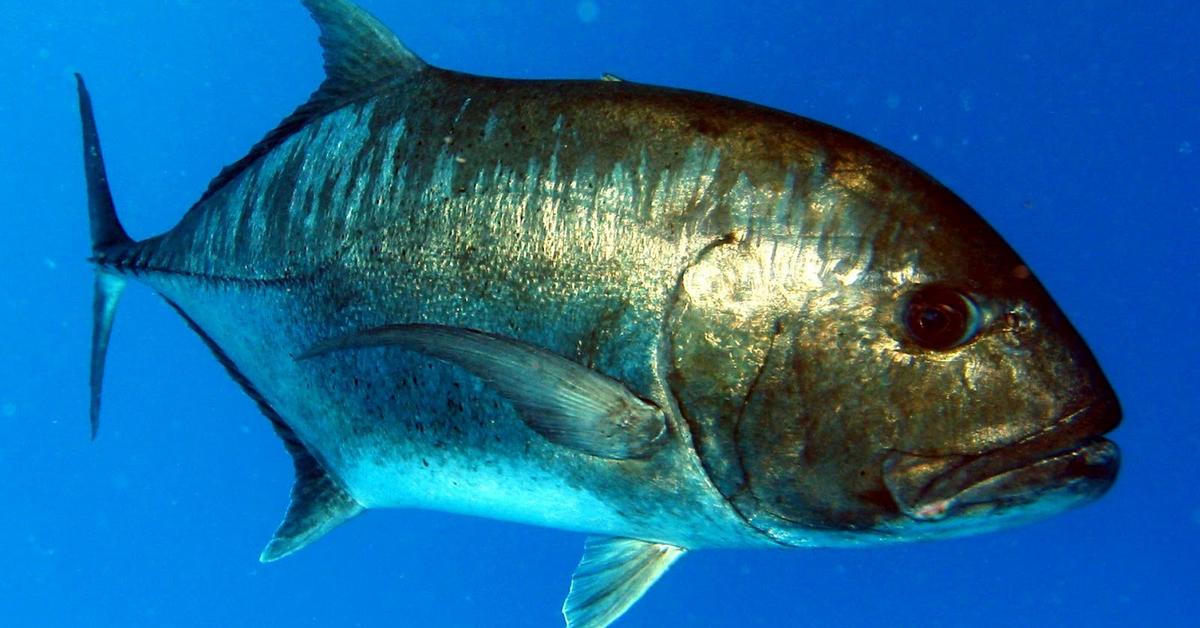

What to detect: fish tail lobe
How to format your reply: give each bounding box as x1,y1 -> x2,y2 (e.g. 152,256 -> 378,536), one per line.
76,74 -> 131,253
76,74 -> 132,439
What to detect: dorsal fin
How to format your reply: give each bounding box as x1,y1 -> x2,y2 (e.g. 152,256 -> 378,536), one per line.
304,0 -> 426,102
196,0 -> 427,204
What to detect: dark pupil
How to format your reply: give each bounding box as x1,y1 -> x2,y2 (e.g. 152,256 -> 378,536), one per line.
906,287 -> 969,349
918,306 -> 951,332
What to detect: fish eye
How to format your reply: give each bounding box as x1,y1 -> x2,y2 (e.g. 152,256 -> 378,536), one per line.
902,286 -> 981,350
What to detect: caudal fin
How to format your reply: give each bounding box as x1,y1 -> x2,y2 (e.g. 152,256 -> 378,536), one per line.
76,74 -> 132,439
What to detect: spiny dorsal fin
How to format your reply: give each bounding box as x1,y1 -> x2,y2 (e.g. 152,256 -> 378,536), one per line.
197,0 -> 427,204
563,537 -> 687,628
260,435 -> 363,562
297,324 -> 670,460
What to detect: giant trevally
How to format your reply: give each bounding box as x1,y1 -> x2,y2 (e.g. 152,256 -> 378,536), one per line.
76,1 -> 1121,626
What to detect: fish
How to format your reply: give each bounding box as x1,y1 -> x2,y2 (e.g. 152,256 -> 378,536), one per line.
75,1 -> 1121,626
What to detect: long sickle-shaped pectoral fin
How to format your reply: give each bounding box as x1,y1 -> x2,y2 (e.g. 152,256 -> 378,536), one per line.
298,324 -> 669,460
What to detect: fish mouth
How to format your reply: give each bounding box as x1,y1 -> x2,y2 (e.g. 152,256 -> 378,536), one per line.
882,401 -> 1121,523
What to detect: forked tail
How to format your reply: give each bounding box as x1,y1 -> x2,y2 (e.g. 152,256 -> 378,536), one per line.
76,74 -> 132,439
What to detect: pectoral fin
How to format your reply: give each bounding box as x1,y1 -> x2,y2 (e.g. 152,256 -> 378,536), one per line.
563,536 -> 687,628
298,324 -> 668,459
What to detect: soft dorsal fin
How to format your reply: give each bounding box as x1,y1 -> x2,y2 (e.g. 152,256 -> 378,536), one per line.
197,0 -> 428,204
563,537 -> 687,628
303,0 -> 427,102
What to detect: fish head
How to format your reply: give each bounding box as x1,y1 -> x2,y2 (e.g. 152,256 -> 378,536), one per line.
668,141 -> 1120,546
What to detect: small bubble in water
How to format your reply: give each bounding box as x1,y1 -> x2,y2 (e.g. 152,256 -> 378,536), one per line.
959,90 -> 974,112
885,93 -> 901,110
2,402 -> 16,417
577,1 -> 599,23
1180,141 -> 1193,155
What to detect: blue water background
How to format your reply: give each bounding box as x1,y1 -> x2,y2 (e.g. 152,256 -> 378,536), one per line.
2,1 -> 1197,625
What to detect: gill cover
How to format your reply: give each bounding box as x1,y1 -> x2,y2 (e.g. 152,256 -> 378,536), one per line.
668,234 -> 900,537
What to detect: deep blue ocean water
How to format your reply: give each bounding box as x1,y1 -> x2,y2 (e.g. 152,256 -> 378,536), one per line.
2,1 -> 1197,626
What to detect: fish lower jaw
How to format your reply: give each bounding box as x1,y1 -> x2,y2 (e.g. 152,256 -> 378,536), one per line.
898,437 -> 1119,527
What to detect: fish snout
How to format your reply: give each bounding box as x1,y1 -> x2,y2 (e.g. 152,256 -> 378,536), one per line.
1072,379 -> 1122,438
882,391 -> 1121,525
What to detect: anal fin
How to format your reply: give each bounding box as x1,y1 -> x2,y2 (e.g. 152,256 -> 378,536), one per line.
261,439 -> 363,562
563,536 -> 687,628
161,301 -> 362,562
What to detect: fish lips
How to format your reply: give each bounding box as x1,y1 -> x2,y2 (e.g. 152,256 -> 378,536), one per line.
882,403 -> 1120,523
